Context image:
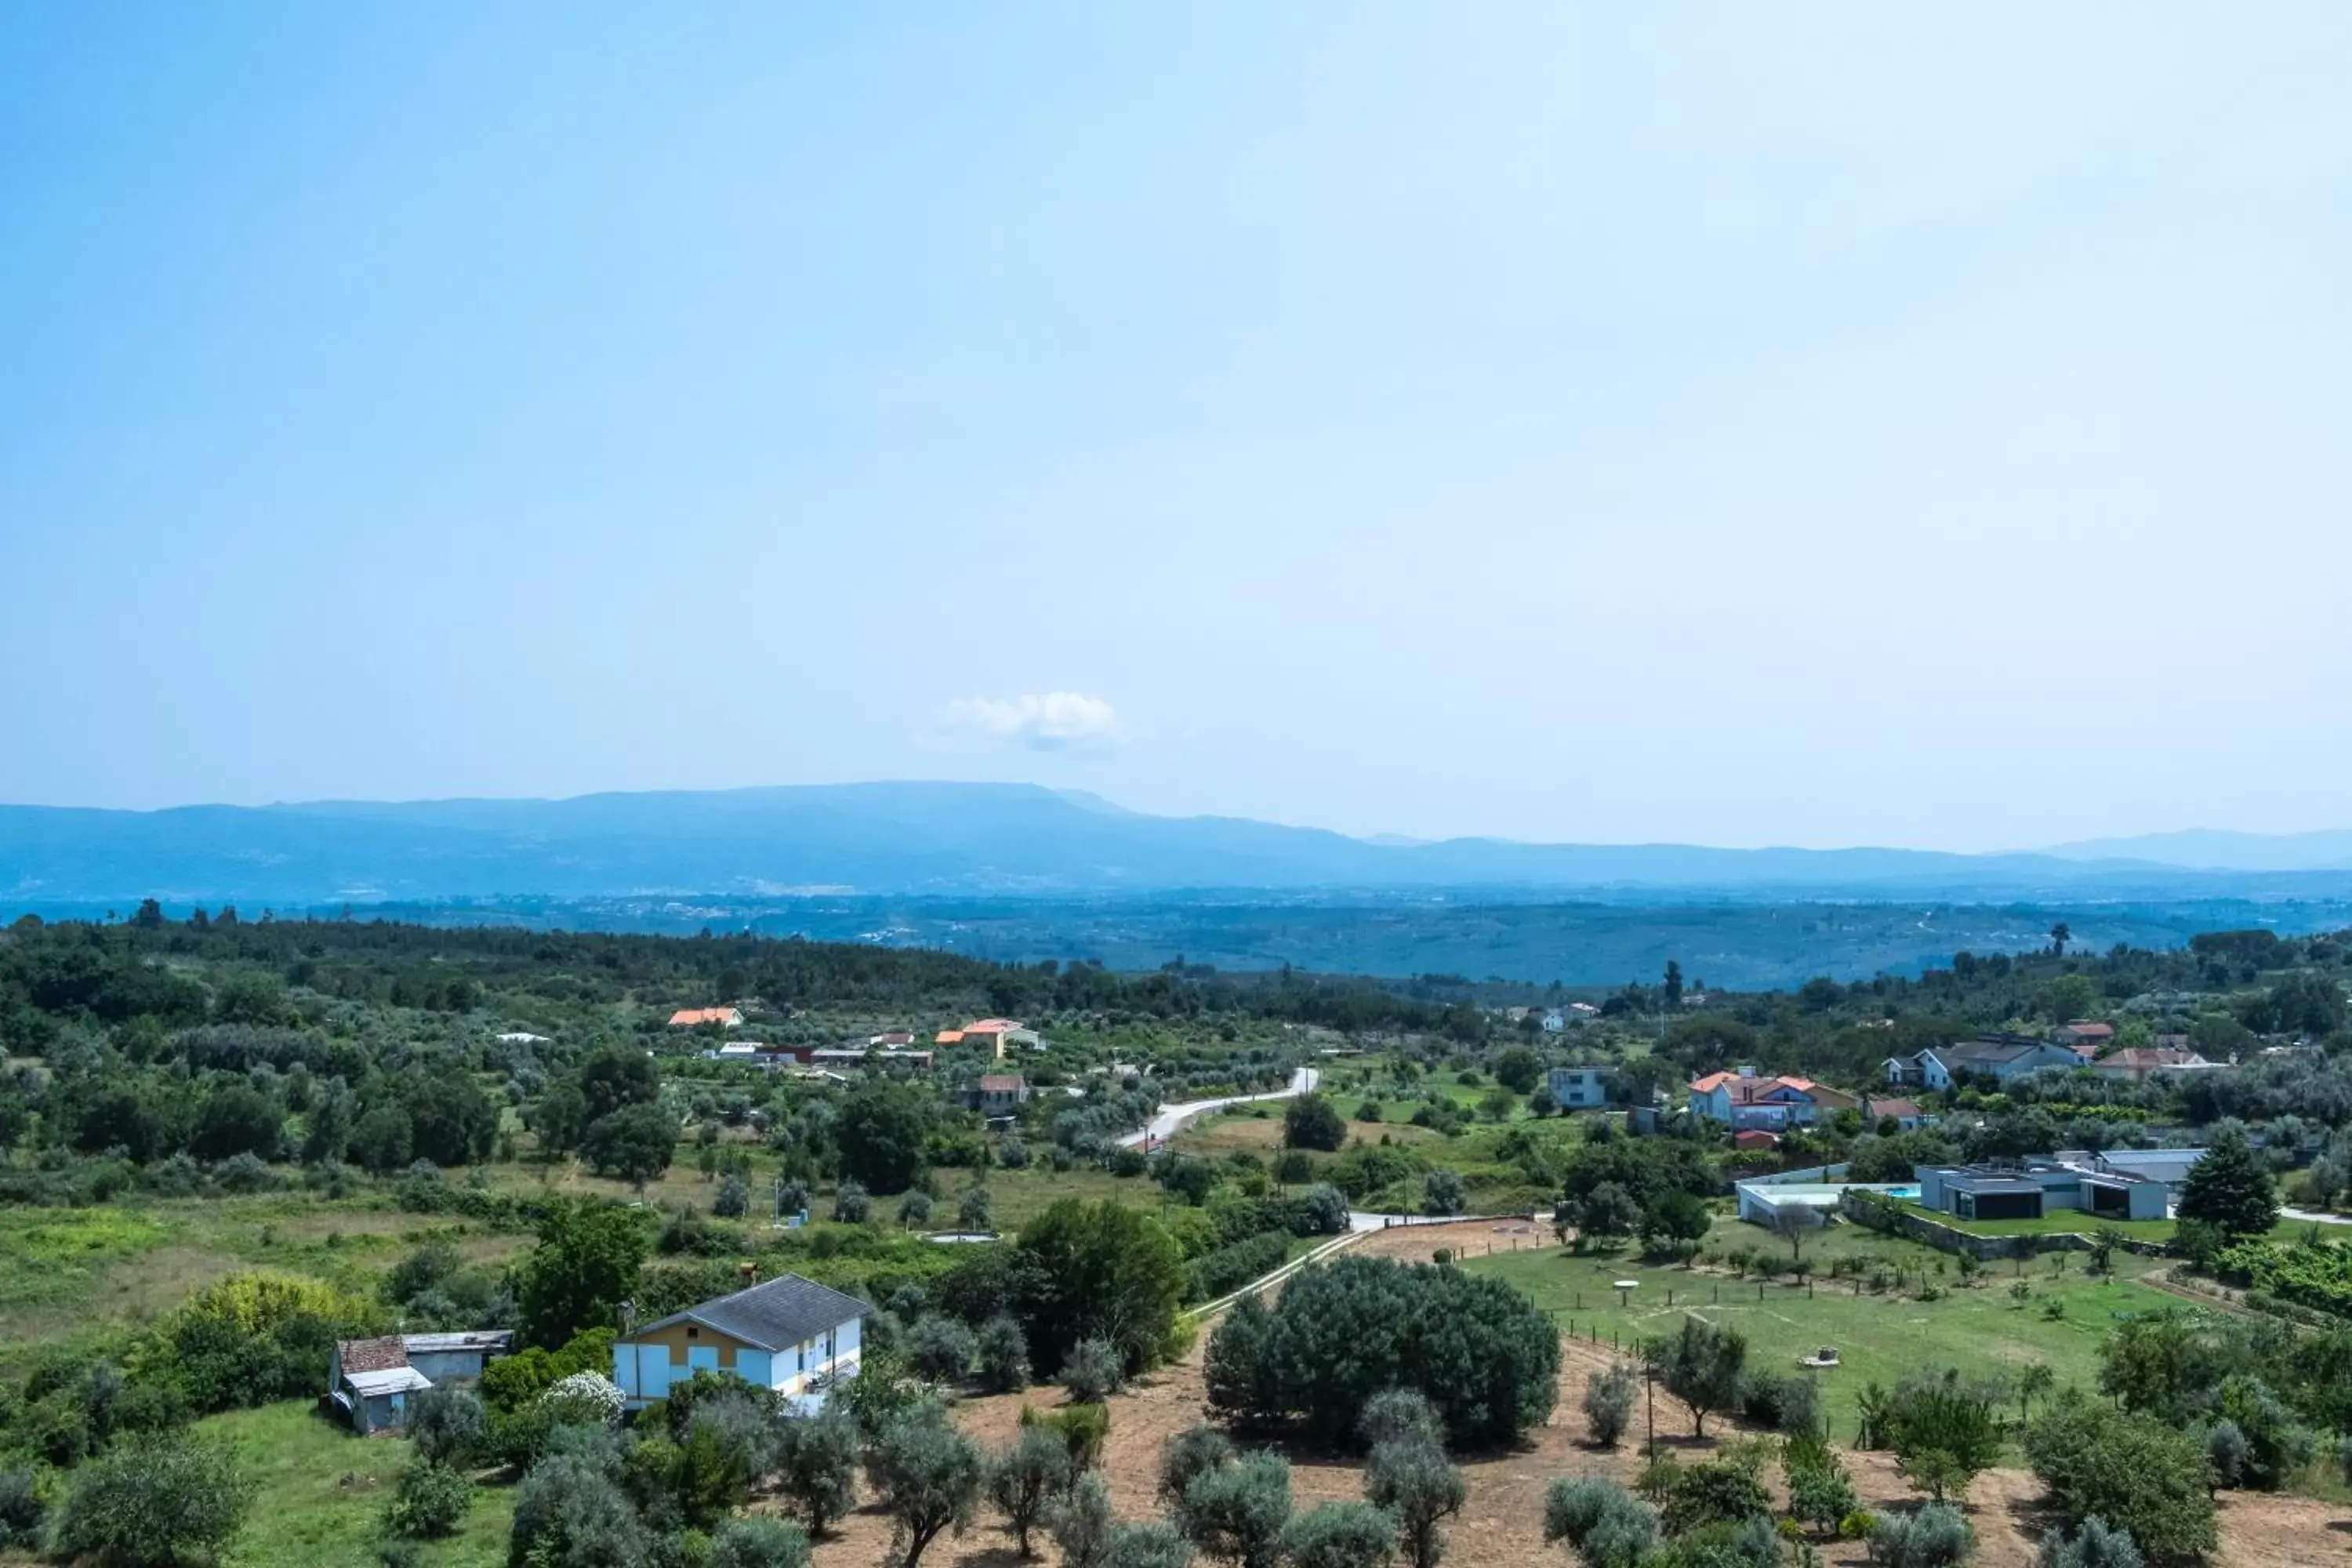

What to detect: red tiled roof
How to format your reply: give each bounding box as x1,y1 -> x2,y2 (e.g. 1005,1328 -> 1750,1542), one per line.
962,1018 -> 1026,1033
978,1075 -> 1024,1092
339,1336 -> 409,1374
1869,1098 -> 1923,1120
669,1007 -> 740,1027
1692,1073 -> 1817,1105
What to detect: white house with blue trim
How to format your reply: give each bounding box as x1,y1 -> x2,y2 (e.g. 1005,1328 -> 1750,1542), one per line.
613,1271 -> 868,1415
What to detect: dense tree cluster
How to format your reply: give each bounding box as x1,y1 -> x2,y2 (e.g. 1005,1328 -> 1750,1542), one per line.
1205,1254 -> 1559,1448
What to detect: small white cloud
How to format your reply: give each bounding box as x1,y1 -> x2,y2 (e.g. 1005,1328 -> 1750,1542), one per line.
935,691 -> 1130,755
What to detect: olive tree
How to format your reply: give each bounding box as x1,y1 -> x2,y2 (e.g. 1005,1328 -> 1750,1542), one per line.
867,1406 -> 986,1568
988,1424 -> 1075,1557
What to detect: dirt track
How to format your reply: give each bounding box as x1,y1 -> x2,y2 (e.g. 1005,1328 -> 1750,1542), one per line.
804,1220 -> 2339,1568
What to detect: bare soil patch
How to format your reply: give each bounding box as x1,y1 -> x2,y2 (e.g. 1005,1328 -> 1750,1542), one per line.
804,1218 -> 2337,1568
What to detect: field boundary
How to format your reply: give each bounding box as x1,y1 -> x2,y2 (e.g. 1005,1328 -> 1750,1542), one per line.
1838,1189 -> 2172,1261
1186,1229 -> 1365,1319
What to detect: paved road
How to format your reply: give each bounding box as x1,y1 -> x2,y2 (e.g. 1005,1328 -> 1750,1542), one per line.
2281,1207 -> 2352,1227
1118,1066 -> 1322,1149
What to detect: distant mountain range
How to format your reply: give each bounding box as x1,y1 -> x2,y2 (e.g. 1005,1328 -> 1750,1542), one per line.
2041,827 -> 2352,873
4,782 -> 2350,908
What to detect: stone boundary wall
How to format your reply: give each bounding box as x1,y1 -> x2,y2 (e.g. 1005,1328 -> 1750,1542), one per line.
1838,1190 -> 2170,1261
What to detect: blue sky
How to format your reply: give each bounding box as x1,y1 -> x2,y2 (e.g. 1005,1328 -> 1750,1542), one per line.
4,5 -> 2350,851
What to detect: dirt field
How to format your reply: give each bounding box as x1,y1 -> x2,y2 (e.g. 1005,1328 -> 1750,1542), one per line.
804,1220 -> 2339,1568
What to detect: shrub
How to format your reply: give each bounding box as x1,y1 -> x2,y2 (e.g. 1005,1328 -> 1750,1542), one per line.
1062,1336 -> 1125,1403
1739,1372 -> 1820,1436
1176,1449 -> 1292,1568
1886,1371 -> 2003,1504
1192,1232 -> 1292,1303
834,1179 -> 873,1223
976,1314 -> 1033,1394
1541,1476 -> 1658,1568
866,1406 -> 986,1568
709,1515 -> 813,1568
1023,1401 -> 1111,1473
1279,1501 -> 1399,1568
383,1457 -> 473,1539
1582,1363 -> 1639,1448
1284,1096 -> 1347,1152
1161,1422 -> 1240,1506
773,1407 -> 861,1537
1050,1470 -> 1120,1568
1299,1184 -> 1352,1236
713,1171 -> 751,1218
409,1386 -> 488,1468
2201,1420 -> 2247,1490
1359,1388 -> 1443,1449
1660,1461 -> 1772,1537
1868,1502 -> 1974,1568
52,1432 -> 254,1568
2038,1517 -> 2146,1568
1365,1430 -> 1464,1568
1111,1519 -> 1195,1568
164,1270 -> 384,1414
2024,1396 -> 2217,1563
1784,1436 -> 1860,1536
212,1149 -> 277,1192
538,1370 -> 626,1426
1203,1254 -> 1559,1448
2214,1374 -> 2315,1490
957,1185 -> 993,1231
899,1191 -> 935,1228
1422,1169 -> 1467,1216
509,1450 -> 650,1568
987,1424 -> 1075,1557
0,1467 -> 44,1550
1013,1199 -> 1189,1378
909,1316 -> 978,1385
1646,1317 -> 1746,1439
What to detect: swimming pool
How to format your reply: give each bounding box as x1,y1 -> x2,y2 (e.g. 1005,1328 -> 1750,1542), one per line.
1883,1185 -> 1920,1200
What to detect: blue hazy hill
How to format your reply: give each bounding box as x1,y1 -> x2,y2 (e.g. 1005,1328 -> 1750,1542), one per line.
7,780 -> 2347,906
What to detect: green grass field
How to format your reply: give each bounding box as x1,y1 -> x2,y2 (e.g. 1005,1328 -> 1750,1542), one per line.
209,1403 -> 516,1568
0,1403 -> 517,1568
0,1196 -> 532,1374
1465,1229 -> 2183,1441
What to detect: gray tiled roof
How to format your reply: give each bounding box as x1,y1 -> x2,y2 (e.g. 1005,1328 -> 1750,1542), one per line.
1935,1038 -> 2057,1065
636,1272 -> 869,1352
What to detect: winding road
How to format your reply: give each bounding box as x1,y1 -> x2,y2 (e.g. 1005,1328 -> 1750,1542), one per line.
1117,1065 -> 1322,1150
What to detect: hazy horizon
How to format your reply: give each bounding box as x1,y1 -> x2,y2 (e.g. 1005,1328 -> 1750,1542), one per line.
6,5 -> 2350,851
6,777 -> 2350,862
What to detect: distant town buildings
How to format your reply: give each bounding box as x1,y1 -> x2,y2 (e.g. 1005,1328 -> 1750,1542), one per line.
2054,1020 -> 2115,1054
935,1018 -> 1042,1058
965,1073 -> 1029,1114
2089,1047 -> 2223,1083
1882,1034 -> 2079,1090
1687,1067 -> 1856,1129
1544,1065 -> 1613,1109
